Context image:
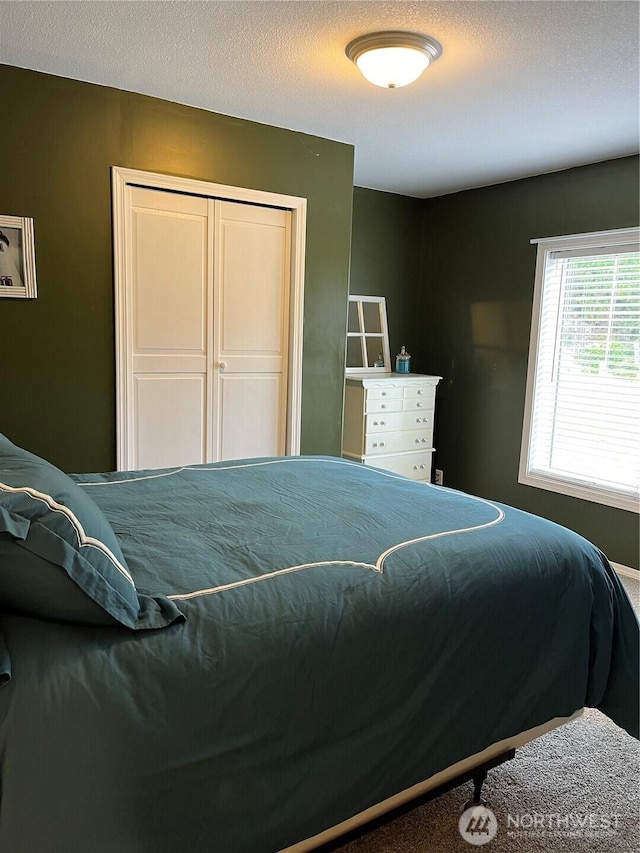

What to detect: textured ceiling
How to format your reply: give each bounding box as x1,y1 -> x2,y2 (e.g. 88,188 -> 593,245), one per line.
2,1 -> 639,197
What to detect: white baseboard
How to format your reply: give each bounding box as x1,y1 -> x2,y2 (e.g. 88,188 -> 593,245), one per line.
612,561 -> 639,580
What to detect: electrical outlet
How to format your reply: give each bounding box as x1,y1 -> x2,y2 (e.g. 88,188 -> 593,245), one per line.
434,469 -> 444,486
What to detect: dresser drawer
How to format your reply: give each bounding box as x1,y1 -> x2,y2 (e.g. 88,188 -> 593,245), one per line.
403,385 -> 436,402
366,396 -> 403,414
412,413 -> 433,428
366,410 -> 434,433
365,394 -> 434,413
364,429 -> 433,456
402,397 -> 434,413
364,450 -> 433,480
366,386 -> 404,402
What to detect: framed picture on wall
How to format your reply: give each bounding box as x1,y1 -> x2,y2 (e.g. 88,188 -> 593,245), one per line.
0,215 -> 37,299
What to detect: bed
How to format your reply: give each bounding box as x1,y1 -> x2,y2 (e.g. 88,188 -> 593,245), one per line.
0,433 -> 638,853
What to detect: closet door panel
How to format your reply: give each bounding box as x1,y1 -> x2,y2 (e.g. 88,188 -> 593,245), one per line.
213,201 -> 290,458
133,374 -> 206,470
219,228 -> 285,353
124,187 -> 212,469
131,189 -> 208,352
218,374 -> 284,460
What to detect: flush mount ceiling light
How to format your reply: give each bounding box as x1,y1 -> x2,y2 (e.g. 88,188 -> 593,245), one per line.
346,30 -> 442,89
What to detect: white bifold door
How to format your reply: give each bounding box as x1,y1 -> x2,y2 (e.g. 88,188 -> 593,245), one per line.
114,174 -> 304,471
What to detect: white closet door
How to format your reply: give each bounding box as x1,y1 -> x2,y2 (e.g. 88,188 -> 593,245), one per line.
117,184 -> 294,470
213,200 -> 290,460
126,187 -> 212,470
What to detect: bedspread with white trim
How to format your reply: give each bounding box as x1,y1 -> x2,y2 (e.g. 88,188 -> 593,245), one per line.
0,456 -> 637,853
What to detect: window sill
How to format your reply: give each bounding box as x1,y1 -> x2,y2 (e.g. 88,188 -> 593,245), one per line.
518,470 -> 639,514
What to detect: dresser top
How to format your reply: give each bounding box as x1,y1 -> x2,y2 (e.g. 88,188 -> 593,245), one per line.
345,373 -> 442,388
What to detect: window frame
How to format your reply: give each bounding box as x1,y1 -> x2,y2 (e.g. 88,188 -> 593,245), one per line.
519,226 -> 640,514
345,295 -> 392,374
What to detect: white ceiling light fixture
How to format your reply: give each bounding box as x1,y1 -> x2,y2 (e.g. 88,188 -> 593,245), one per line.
346,31 -> 442,89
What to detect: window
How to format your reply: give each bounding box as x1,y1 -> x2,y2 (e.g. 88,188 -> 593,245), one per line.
345,295 -> 391,373
520,228 -> 639,513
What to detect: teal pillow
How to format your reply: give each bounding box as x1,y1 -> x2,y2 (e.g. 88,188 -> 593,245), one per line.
0,433 -> 183,630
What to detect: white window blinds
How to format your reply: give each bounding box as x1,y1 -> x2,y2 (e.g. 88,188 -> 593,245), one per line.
520,228 -> 640,513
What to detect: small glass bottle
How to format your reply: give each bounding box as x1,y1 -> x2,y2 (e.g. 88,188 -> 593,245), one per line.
396,346 -> 411,374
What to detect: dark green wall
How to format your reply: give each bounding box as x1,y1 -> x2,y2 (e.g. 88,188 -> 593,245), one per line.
2,64 -> 637,566
351,158 -> 639,567
349,187 -> 424,361
0,65 -> 354,471
418,157 -> 639,568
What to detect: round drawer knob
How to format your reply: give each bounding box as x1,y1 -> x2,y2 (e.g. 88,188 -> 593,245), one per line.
380,442 -> 385,447
380,421 -> 386,425
416,402 -> 423,408
418,389 -> 424,395
381,392 -> 387,396
381,404 -> 386,409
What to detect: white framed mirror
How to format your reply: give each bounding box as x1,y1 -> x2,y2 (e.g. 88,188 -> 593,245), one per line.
345,295 -> 391,374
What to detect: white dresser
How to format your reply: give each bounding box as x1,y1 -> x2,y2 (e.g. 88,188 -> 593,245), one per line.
342,373 -> 441,482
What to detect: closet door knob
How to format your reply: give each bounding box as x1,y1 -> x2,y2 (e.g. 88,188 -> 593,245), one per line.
218,361 -> 227,370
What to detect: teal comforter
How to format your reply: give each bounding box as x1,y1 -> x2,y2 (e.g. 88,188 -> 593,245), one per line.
0,456 -> 637,852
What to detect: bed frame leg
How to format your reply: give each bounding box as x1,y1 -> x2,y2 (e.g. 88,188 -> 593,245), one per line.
472,769 -> 488,804
462,749 -> 516,811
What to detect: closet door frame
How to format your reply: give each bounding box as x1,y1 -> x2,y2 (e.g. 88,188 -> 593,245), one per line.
111,166 -> 306,470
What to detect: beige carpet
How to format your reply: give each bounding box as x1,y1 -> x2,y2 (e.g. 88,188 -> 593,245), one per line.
324,574 -> 639,853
